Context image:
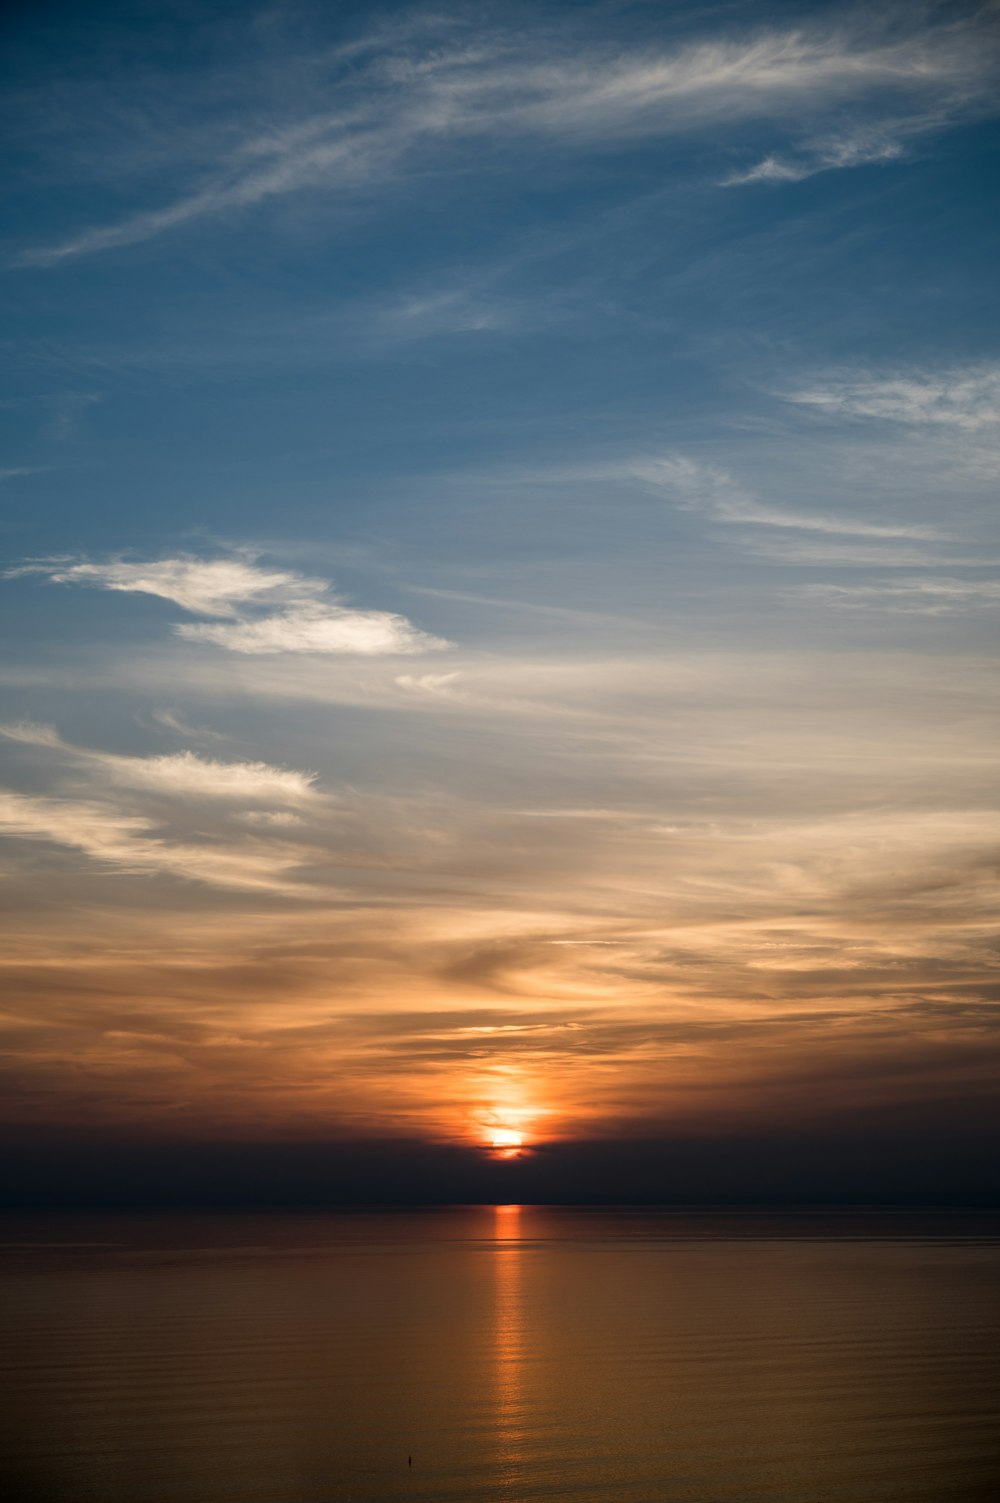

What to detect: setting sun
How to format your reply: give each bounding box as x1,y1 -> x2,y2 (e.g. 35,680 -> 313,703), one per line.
490,1128 -> 524,1158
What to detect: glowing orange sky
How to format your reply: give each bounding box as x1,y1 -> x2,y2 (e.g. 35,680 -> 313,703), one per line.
1,2 -> 999,1171
2,673 -> 998,1153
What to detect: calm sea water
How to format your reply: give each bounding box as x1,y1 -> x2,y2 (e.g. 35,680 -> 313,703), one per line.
0,1208 -> 997,1502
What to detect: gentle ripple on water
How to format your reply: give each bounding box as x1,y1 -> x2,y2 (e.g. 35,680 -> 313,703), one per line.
0,1208 -> 998,1502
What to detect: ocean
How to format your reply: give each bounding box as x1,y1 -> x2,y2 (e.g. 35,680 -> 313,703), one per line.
1,1208 -> 997,1501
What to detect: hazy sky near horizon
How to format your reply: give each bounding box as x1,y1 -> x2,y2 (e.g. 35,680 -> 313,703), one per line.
1,0 -> 999,1159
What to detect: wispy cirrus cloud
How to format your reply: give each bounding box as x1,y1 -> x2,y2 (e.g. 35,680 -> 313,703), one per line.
12,6 -> 999,265
0,721 -> 330,892
799,577 -> 1000,613
0,790 -> 316,892
483,447 -> 952,550
0,466 -> 47,483
148,707 -> 227,743
626,454 -> 945,541
721,125 -> 907,186
783,363 -> 1000,429
0,721 -> 320,802
11,553 -> 447,656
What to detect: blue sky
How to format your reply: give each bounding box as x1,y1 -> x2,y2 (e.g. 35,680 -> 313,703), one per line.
1,0 -> 999,1150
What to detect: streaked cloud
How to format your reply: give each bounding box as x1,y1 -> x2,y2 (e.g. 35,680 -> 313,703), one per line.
722,115 -> 927,186
784,364 -> 1000,429
13,7 -> 999,266
14,553 -> 448,656
0,790 -> 316,893
376,287 -> 516,339
3,774 -> 998,1135
723,136 -> 905,186
0,466 -> 47,482
0,722 -> 326,892
238,810 -> 306,828
148,707 -> 227,742
2,0 -> 998,1165
627,453 -> 945,540
800,577 -> 1000,613
0,721 -> 320,802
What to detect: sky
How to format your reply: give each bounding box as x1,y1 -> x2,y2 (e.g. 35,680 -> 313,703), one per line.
1,0 -> 999,1201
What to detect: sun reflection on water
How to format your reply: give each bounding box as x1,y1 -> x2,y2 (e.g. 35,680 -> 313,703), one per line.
493,1204 -> 526,1490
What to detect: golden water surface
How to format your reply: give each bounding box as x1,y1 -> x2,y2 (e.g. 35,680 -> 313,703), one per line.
0,1208 -> 997,1501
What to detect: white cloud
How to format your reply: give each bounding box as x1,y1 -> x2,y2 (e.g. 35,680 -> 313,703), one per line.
800,577 -> 1000,614
378,288 -> 512,337
13,552 -> 447,656
0,791 -> 149,865
784,365 -> 1000,430
0,466 -> 47,482
238,810 -> 306,827
25,556 -> 320,617
627,454 -> 942,540
14,9 -> 999,264
0,722 -> 320,803
723,153 -> 814,185
816,130 -> 908,171
111,750 -> 319,800
741,540 -> 990,569
722,129 -> 905,186
17,134 -> 382,267
178,603 -> 444,655
149,707 -> 226,742
0,790 -> 313,892
395,672 -> 463,697
0,721 -> 62,749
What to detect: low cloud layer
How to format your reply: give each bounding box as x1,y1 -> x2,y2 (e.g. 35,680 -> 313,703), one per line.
1,640 -> 997,1141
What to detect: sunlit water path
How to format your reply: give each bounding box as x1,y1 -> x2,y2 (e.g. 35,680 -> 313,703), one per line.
1,1208 -> 997,1501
